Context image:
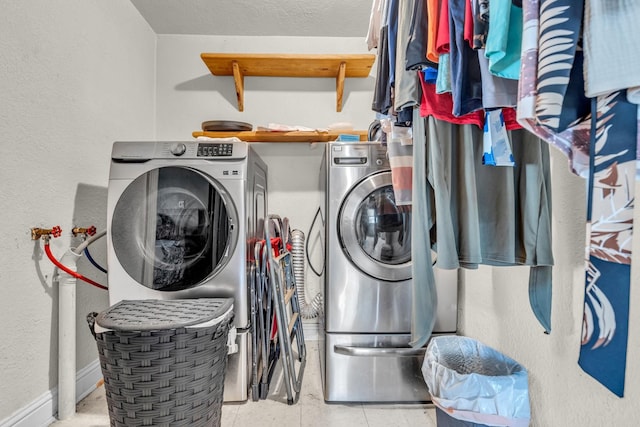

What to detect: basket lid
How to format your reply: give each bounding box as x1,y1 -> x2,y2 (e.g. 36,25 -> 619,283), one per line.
95,298 -> 234,331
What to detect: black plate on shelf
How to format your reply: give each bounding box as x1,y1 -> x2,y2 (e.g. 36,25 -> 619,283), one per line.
202,120 -> 253,132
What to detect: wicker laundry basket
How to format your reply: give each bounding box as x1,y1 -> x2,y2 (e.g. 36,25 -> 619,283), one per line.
88,298 -> 234,427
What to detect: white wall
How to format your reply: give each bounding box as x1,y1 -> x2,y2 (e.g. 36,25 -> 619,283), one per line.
154,35 -> 376,138
154,33 -> 640,426
0,1 -> 156,422
154,34 -> 377,321
2,8 -> 637,426
459,149 -> 640,425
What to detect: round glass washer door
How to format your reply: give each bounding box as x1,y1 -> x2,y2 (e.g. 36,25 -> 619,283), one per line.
111,166 -> 238,291
339,171 -> 412,282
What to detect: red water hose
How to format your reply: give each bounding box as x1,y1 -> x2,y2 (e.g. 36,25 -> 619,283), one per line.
44,241 -> 108,291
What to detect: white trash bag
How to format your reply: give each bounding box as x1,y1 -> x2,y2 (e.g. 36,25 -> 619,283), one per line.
422,336 -> 531,427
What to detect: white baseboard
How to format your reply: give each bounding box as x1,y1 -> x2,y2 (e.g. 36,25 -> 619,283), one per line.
74,359 -> 103,402
0,359 -> 102,427
1,323 -> 317,427
0,390 -> 56,427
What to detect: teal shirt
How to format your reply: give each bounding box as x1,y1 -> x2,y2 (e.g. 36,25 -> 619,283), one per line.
485,0 -> 523,79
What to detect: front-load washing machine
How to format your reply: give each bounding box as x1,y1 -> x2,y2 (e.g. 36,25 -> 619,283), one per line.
107,140 -> 267,402
320,142 -> 458,403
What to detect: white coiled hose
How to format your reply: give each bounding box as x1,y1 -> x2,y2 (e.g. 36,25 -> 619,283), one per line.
290,229 -> 323,319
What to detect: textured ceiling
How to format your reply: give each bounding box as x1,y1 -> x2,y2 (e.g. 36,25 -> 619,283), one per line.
130,0 -> 372,37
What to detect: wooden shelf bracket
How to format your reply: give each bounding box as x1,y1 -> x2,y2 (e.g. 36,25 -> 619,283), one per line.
336,61 -> 346,112
231,61 -> 245,112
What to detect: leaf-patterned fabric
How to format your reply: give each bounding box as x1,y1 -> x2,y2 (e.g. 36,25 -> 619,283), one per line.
533,0 -> 584,131
516,0 -> 639,397
517,0 -> 592,178
579,92 -> 637,397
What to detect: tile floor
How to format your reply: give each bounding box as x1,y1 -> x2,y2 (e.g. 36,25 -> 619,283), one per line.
49,341 -> 436,427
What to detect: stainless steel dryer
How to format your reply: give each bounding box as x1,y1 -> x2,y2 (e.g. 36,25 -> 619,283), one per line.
107,140 -> 267,402
320,142 -> 458,403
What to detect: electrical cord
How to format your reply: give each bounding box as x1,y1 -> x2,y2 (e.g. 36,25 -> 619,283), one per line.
306,206 -> 325,277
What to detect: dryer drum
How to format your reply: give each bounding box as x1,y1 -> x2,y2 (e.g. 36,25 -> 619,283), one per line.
110,167 -> 233,292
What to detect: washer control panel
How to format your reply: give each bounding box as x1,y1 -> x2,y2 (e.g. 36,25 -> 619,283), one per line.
197,143 -> 234,157
112,141 -> 248,161
330,142 -> 389,169
331,143 -> 369,166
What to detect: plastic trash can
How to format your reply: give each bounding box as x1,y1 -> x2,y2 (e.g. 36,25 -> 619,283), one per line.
87,298 -> 234,427
422,336 -> 530,427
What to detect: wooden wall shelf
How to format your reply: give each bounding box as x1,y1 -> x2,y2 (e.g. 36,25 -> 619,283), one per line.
200,53 -> 375,112
192,130 -> 368,143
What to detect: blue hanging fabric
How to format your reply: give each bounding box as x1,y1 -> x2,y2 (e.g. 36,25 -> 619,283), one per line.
517,0 -> 592,179
579,91 -> 638,397
515,0 -> 638,395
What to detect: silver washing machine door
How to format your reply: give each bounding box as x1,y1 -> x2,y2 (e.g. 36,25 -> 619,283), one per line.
338,170 -> 412,282
110,166 -> 238,291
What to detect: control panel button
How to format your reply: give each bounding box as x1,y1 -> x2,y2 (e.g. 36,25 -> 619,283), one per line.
170,143 -> 187,156
197,143 -> 234,157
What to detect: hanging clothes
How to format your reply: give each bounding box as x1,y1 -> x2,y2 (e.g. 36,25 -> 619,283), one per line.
448,0 -> 484,116
514,0 -> 639,397
579,91 -> 638,398
366,0 -> 384,50
436,0 -> 451,54
484,0 -> 523,79
435,53 -> 452,94
373,0 -> 393,114
583,0 -> 640,97
533,0 -> 585,132
420,78 -> 484,128
370,0 -> 640,399
407,114 -> 554,347
434,0 -> 453,94
470,0 -> 519,108
426,0 -> 440,62
472,0 -> 489,49
383,117 -> 415,206
387,0 -> 428,207
406,0 -> 432,71
477,48 -> 519,108
388,0 -> 400,89
420,75 -> 521,129
394,0 -> 422,112
410,107 -> 438,348
516,0 -> 591,178
424,118 -> 553,272
463,0 -> 474,47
